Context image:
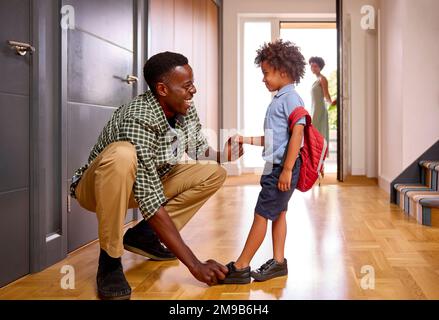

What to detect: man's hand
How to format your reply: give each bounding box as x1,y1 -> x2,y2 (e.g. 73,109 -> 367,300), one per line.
223,135 -> 244,162
189,260 -> 228,286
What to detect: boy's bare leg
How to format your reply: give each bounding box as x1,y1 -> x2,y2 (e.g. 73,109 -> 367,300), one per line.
234,213 -> 268,269
272,211 -> 287,263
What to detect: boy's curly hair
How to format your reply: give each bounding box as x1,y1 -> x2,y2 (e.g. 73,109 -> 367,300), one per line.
255,39 -> 306,84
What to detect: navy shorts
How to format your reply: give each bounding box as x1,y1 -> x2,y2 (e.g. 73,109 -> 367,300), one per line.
254,157 -> 302,221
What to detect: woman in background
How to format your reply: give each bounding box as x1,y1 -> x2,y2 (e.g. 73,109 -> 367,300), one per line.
309,56 -> 336,144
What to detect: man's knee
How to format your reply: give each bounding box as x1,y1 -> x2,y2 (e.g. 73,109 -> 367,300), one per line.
107,142 -> 137,174
209,164 -> 227,186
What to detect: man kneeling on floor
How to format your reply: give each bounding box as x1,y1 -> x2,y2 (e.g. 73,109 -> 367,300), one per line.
70,51 -> 244,300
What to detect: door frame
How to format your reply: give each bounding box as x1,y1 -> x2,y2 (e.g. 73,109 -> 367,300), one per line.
29,0 -> 63,273
336,0 -> 344,181
216,0 -> 223,155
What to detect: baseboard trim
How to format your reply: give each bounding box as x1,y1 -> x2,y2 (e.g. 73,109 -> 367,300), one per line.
378,175 -> 392,194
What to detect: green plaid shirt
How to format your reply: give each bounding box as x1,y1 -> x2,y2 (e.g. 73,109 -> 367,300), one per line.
71,90 -> 209,220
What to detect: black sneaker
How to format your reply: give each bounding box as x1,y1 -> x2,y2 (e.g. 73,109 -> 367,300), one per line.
218,262 -> 251,284
251,258 -> 288,282
96,249 -> 131,300
123,220 -> 177,261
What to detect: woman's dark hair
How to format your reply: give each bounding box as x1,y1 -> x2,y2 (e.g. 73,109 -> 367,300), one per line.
255,39 -> 306,84
309,56 -> 325,70
143,51 -> 189,93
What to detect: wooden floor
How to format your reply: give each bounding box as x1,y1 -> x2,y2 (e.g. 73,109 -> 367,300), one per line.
1,175 -> 439,300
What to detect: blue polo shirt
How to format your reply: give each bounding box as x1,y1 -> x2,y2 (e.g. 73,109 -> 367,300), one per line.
262,84 -> 306,165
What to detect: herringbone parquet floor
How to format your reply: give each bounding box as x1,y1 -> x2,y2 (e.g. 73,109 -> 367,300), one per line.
1,175 -> 439,300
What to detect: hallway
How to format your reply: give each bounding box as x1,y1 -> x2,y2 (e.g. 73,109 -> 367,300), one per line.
1,178 -> 439,300
1,0 -> 439,302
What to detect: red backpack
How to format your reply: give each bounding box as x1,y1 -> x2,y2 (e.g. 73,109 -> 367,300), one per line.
287,107 -> 328,192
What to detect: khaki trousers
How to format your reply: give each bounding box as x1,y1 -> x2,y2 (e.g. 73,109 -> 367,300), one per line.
74,141 -> 227,258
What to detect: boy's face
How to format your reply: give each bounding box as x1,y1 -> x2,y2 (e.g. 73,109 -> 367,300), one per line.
260,60 -> 287,92
157,64 -> 197,116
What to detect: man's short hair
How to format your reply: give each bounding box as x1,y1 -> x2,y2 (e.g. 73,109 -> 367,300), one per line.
143,51 -> 189,94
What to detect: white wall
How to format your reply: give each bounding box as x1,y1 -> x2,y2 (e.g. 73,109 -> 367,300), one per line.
378,0 -> 404,189
378,0 -> 439,192
401,0 -> 439,164
343,0 -> 379,178
222,0 -> 336,174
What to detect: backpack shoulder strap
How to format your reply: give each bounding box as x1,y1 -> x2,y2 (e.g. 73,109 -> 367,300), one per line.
281,107 -> 310,166
288,106 -> 311,130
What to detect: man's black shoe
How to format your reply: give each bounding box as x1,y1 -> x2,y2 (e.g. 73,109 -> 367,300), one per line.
123,220 -> 177,261
97,249 -> 131,300
218,262 -> 251,284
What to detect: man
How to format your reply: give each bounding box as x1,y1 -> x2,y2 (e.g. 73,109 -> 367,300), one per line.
70,51 -> 244,300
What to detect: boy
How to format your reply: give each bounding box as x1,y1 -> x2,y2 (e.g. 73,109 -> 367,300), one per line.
221,40 -> 307,283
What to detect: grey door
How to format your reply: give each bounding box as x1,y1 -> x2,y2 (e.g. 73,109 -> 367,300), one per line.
64,0 -> 138,252
0,0 -> 31,286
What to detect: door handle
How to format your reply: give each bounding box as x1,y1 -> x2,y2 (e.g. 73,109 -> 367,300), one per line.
7,40 -> 36,56
124,75 -> 138,85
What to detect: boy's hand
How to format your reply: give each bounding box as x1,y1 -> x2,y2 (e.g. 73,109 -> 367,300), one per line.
278,169 -> 292,192
223,135 -> 244,162
233,135 -> 245,144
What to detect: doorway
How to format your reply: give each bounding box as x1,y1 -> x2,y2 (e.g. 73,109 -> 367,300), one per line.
239,17 -> 339,177
280,22 -> 338,174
